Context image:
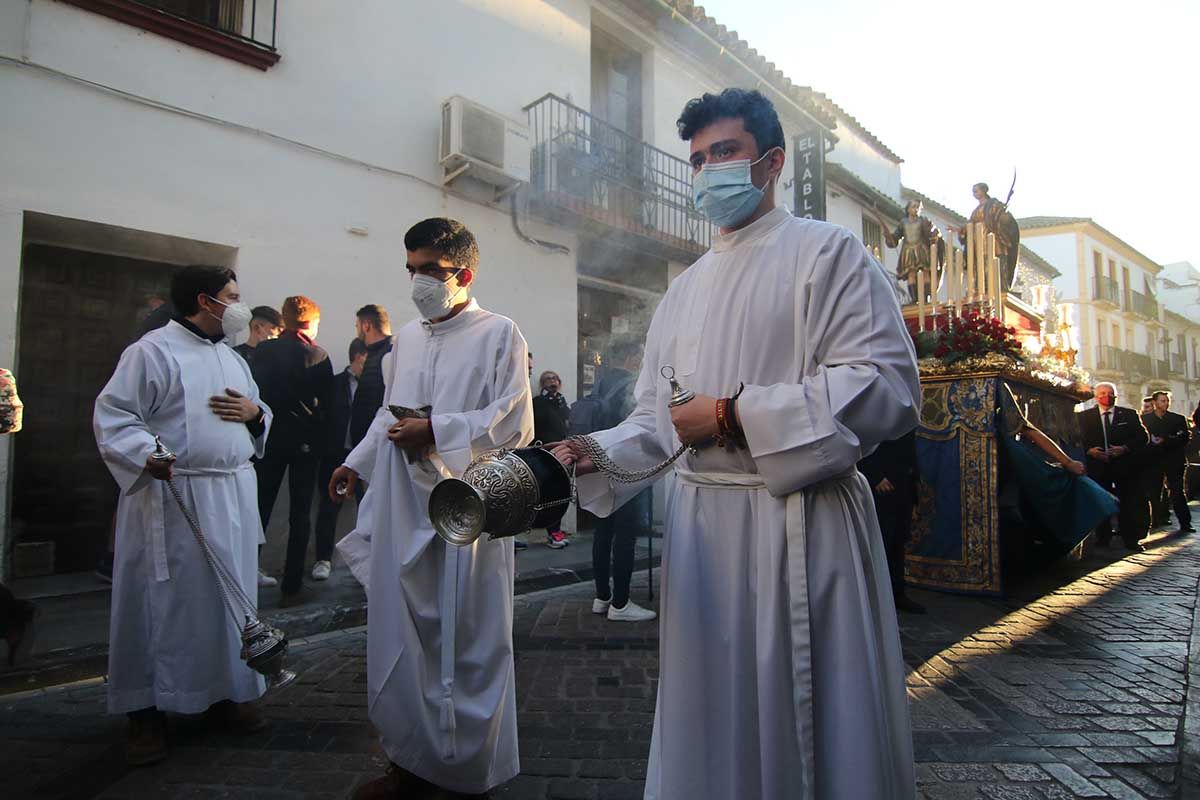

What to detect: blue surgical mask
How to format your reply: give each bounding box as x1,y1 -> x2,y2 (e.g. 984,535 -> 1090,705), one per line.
692,149 -> 777,228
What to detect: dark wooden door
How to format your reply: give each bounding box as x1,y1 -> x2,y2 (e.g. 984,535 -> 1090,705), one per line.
13,245 -> 179,574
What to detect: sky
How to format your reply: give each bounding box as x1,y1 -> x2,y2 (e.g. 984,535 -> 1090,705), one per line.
696,0 -> 1199,273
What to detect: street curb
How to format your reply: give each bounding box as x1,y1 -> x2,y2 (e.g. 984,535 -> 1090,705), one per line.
0,554 -> 661,696
1182,561 -> 1200,797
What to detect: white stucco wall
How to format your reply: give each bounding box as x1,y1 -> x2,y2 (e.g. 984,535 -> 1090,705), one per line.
2,0 -> 910,570
824,122 -> 901,202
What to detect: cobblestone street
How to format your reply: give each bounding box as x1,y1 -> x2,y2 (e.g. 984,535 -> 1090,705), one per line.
3,527 -> 1199,800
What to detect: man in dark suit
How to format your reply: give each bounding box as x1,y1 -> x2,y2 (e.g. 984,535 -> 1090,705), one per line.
1143,390 -> 1193,534
858,429 -> 924,614
252,296 -> 334,605
311,339 -> 370,581
1077,382 -> 1150,551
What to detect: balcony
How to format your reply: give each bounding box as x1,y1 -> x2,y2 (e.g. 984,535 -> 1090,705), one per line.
1170,353 -> 1186,376
61,0 -> 279,70
1130,289 -> 1159,321
1127,351 -> 1153,378
1095,346 -> 1153,378
525,94 -> 713,263
1156,359 -> 1171,379
1092,276 -> 1120,307
1095,345 -> 1123,373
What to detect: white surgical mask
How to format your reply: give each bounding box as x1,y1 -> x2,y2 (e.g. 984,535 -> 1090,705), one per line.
692,148 -> 778,228
206,296 -> 253,337
411,272 -> 465,320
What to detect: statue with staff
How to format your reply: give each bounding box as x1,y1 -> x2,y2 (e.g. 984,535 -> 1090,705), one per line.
958,178 -> 1021,293
878,199 -> 944,304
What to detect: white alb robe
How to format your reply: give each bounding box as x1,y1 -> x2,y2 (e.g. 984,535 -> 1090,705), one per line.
577,206 -> 920,799
342,299 -> 533,794
94,321 -> 272,714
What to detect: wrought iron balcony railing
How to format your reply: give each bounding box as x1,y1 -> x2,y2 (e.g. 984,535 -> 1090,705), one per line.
1131,289 -> 1159,320
1092,276 -> 1120,307
134,0 -> 277,50
524,94 -> 712,261
1127,350 -> 1153,378
1095,345 -> 1122,372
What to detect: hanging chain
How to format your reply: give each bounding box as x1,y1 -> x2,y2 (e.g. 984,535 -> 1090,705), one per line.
152,437 -> 256,628
565,434 -> 688,484
163,477 -> 253,627
561,366 -> 697,484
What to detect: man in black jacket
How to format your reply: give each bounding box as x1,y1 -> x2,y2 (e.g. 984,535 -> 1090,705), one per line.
349,304 -> 393,449
859,429 -> 924,614
1077,382 -> 1150,551
1143,390 -> 1193,534
232,306 -> 283,367
252,296 -> 333,605
311,339 -> 369,581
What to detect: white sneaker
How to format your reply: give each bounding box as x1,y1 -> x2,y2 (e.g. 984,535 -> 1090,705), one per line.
311,560 -> 332,581
607,600 -> 657,622
257,570 -> 278,588
592,597 -> 611,615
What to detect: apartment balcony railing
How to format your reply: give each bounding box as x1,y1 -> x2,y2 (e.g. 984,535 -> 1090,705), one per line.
1095,345 -> 1123,373
525,93 -> 712,262
1127,350 -> 1154,378
136,0 -> 276,47
1092,275 -> 1120,307
1096,346 -> 1154,378
62,0 -> 279,69
1131,289 -> 1159,320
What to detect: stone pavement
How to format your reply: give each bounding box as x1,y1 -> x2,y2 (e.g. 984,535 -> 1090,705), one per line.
2,527 -> 1199,799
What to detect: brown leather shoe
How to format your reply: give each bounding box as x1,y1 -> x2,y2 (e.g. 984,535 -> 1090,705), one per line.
126,711 -> 168,767
207,699 -> 269,734
351,763 -> 439,799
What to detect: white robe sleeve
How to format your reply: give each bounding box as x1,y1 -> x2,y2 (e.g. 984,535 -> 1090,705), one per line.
429,324 -> 534,478
343,339 -> 397,482
93,342 -> 169,496
575,310 -> 672,517
739,230 -> 920,497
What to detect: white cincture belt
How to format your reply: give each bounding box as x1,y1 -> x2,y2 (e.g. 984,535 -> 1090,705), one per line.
150,462 -> 254,582
674,466 -> 858,798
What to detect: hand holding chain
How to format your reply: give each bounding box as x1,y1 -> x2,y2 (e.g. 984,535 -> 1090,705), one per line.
563,366 -> 692,484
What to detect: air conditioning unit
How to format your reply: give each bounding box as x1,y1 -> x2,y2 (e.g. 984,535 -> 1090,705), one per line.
440,96 -> 530,193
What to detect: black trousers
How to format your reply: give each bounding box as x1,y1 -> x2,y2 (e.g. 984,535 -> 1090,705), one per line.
255,446 -> 319,595
0,582 -> 20,637
1150,459 -> 1192,529
593,489 -> 650,608
871,484 -> 912,600
315,449 -> 364,563
1093,474 -> 1150,547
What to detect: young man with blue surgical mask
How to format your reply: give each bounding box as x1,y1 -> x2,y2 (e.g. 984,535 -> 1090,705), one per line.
553,89 -> 920,799
329,218 -> 533,800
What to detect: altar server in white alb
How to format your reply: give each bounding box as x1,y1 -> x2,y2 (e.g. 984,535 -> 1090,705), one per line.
94,265 -> 274,767
553,89 -> 920,799
329,218 -> 533,800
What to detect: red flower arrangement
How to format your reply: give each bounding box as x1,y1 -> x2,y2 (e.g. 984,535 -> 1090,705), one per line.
930,310 -> 1022,364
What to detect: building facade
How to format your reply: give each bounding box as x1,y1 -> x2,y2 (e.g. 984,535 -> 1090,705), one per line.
1019,217 -> 1168,405
0,0 -> 914,578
